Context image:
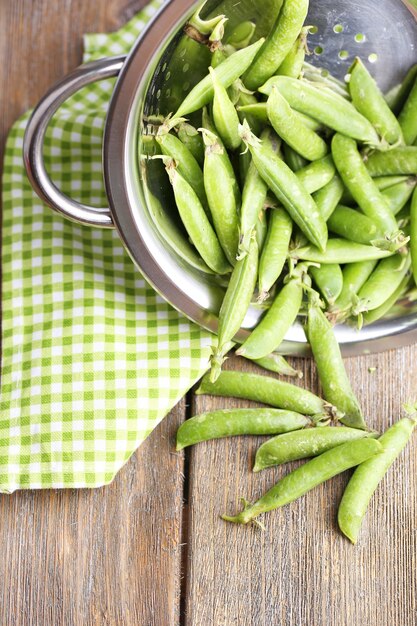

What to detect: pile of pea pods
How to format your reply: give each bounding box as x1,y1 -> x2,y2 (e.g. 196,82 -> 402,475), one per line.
152,0 -> 417,542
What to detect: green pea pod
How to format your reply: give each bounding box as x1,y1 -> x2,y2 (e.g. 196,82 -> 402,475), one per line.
235,87 -> 264,137
258,208 -> 293,300
176,407 -> 310,450
302,61 -> 351,99
306,292 -> 366,430
163,159 -> 230,274
156,131 -> 208,212
340,175 -> 410,206
332,134 -> 398,236
310,263 -> 343,305
387,64 -> 417,115
294,239 -> 394,264
365,147 -> 417,176
338,418 -> 416,544
201,128 -> 240,265
267,87 -> 328,162
243,0 -> 309,89
254,426 -> 379,471
398,77 -> 417,145
362,275 -> 410,325
259,76 -> 381,146
210,237 -> 258,381
327,205 -> 381,244
255,208 -> 268,253
238,127 -> 281,259
330,260 -> 378,322
196,370 -> 336,419
382,178 -> 417,215
210,67 -> 241,150
237,102 -> 323,132
276,26 -> 308,79
411,187 -> 417,286
313,175 -> 344,221
356,253 -> 411,312
349,57 -> 404,146
174,38 -> 265,118
283,143 -> 308,172
239,121 -> 328,252
295,156 -> 336,194
222,439 -> 382,524
226,20 -> 256,49
249,353 -> 303,378
177,122 -> 205,165
237,265 -> 305,360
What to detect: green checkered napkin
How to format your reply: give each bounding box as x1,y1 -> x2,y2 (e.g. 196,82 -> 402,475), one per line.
0,1 -> 213,493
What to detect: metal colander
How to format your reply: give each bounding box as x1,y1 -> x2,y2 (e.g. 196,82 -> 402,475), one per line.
24,0 -> 417,355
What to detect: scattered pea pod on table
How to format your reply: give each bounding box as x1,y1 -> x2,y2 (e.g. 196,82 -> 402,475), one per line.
148,0 -> 417,540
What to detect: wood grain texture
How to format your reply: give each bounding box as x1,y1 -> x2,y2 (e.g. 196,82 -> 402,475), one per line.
0,2 -> 185,625
185,351 -> 417,626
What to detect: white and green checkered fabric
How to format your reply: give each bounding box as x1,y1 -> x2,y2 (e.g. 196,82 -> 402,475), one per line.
0,1 -> 213,493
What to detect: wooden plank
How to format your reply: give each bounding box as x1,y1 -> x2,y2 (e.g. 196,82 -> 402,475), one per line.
185,350 -> 417,626
0,2 -> 186,625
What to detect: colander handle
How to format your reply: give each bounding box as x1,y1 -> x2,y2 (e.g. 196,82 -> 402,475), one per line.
23,55 -> 126,228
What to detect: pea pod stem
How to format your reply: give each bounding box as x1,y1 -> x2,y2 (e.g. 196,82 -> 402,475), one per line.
254,426 -> 379,471
239,121 -> 328,252
222,439 -> 382,524
196,370 -> 339,419
306,291 -> 366,430
176,408 -> 311,450
338,418 -> 416,544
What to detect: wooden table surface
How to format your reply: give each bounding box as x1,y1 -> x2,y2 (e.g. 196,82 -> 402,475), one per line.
1,1 -> 416,624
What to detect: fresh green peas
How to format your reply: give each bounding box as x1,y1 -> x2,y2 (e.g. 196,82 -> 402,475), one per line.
306,292 -> 366,430
365,147 -> 417,176
162,158 -> 230,275
331,133 -> 398,236
196,370 -> 337,419
243,0 -> 309,90
382,178 -> 417,215
330,260 -> 378,322
174,38 -> 265,118
349,57 -> 404,146
313,175 -> 345,221
340,175 -> 410,206
302,61 -> 351,99
260,76 -> 381,146
295,156 -> 336,194
327,205 -> 381,245
177,122 -> 205,166
398,77 -> 417,145
388,64 -> 417,115
236,264 -> 306,360
237,159 -> 268,259
293,239 -> 394,264
362,275 -> 410,325
338,418 -> 416,544
267,87 -> 328,162
210,67 -> 241,150
310,263 -> 344,305
210,237 -> 258,382
176,407 -> 310,450
276,26 -> 309,79
239,121 -> 328,252
156,130 -> 208,212
201,128 -> 240,265
222,439 -> 382,524
355,253 -> 411,313
253,426 -> 379,471
411,187 -> 417,286
258,208 -> 293,301
249,353 -> 303,378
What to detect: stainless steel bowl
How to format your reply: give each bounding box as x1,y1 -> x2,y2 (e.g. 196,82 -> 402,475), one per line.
23,0 -> 417,356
